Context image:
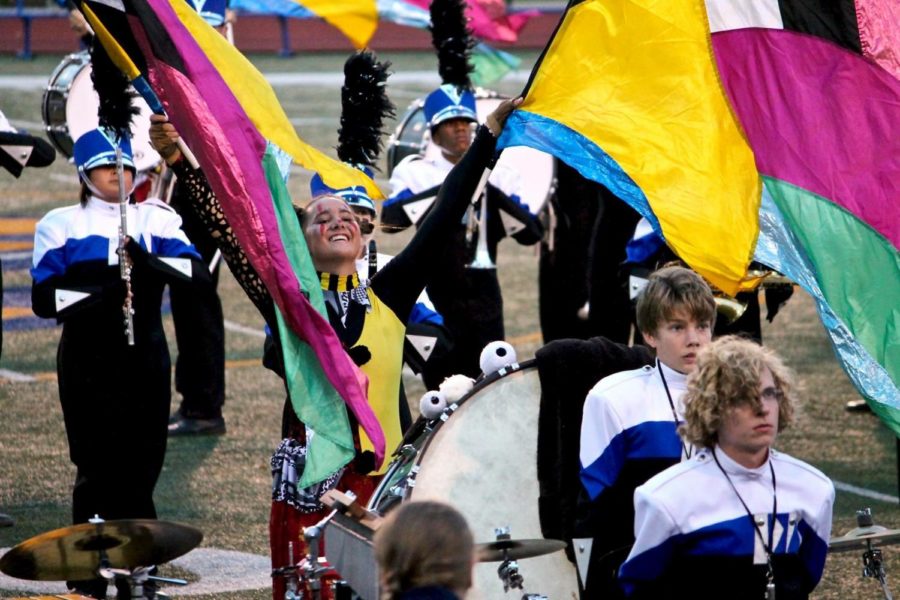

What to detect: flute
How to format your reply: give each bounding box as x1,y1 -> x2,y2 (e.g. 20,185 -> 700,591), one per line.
115,147 -> 135,346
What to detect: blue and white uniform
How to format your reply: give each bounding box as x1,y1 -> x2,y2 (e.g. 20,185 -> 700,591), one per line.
620,446 -> 834,600
382,152 -> 541,378
576,361 -> 690,598
31,195 -> 206,528
385,151 -> 528,224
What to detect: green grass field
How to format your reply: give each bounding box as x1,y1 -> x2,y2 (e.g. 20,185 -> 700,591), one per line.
0,49 -> 898,599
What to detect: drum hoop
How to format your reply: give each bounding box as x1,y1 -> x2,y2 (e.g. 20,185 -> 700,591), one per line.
369,359 -> 539,511
410,358 -> 538,479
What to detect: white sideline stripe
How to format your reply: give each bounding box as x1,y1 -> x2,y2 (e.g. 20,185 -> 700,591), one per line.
0,69 -> 532,91
0,368 -> 36,382
223,319 -> 266,338
1,250 -> 33,261
833,480 -> 899,504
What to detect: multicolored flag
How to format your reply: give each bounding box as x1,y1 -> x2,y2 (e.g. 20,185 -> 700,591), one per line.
76,0 -> 386,485
499,0 -> 900,429
399,0 -> 537,43
295,0 -> 378,49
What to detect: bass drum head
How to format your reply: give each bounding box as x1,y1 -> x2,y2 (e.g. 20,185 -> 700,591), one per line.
386,93 -> 557,216
410,365 -> 579,600
42,52 -> 161,171
42,51 -> 91,158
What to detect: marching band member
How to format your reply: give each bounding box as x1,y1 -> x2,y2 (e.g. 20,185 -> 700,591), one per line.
619,336 -> 834,599
1,108 -> 56,530
381,0 -> 541,379
149,97 -> 523,600
30,128 -> 209,598
374,501 -> 476,600
166,0 -> 230,437
575,266 -> 716,599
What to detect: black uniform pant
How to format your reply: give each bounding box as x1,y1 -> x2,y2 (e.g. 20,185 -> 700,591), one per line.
58,330 -> 170,598
170,182 -> 226,419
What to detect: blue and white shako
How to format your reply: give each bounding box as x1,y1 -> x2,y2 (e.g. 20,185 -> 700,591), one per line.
73,127 -> 135,177
423,84 -> 477,131
185,0 -> 227,27
310,165 -> 377,216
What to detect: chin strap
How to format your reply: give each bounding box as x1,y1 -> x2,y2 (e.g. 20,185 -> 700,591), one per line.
79,165 -> 138,199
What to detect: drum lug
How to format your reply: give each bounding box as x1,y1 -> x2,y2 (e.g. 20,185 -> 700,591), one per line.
406,465 -> 420,489
440,403 -> 459,422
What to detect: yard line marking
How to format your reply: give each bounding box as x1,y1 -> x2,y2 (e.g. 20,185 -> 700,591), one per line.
1,250 -> 33,261
833,480 -> 899,504
0,218 -> 38,234
0,368 -> 36,382
288,116 -> 337,126
223,319 -> 266,338
508,331 -> 543,345
3,306 -> 35,319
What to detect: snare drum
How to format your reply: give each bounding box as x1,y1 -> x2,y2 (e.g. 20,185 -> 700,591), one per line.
42,51 -> 161,172
386,92 -> 558,216
367,362 -> 580,600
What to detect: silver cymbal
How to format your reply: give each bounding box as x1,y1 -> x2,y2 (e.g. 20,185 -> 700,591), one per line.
476,538 -> 566,562
829,525 -> 900,554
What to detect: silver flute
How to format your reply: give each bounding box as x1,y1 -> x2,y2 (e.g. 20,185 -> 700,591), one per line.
115,147 -> 135,346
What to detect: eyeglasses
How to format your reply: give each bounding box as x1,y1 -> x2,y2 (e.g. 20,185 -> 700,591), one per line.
760,387 -> 784,401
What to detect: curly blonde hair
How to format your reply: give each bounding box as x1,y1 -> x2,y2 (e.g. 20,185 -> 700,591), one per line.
680,336 -> 795,448
374,501 -> 474,600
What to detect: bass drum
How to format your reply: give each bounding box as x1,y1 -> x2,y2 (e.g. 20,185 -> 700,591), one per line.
368,362 -> 579,600
386,91 -> 557,216
42,51 -> 161,171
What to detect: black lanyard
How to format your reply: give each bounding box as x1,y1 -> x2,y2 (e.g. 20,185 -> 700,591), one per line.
657,359 -> 692,460
713,447 -> 778,598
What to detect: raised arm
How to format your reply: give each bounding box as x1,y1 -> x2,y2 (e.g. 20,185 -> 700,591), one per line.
150,115 -> 277,329
372,98 -> 522,319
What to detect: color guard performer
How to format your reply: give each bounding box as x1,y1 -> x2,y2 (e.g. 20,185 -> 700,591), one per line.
150,97 -> 524,600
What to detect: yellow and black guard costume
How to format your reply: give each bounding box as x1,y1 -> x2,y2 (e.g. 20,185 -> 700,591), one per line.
170,122 -> 501,598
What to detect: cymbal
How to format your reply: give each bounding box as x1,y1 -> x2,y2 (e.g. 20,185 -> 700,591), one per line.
476,538 -> 566,562
829,524 -> 900,554
0,519 -> 203,581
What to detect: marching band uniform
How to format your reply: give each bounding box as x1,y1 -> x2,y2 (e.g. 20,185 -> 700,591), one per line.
166,0 -> 229,435
382,86 -> 541,378
31,129 -> 207,597
169,122 -> 502,600
576,361 -> 688,599
619,446 -> 834,600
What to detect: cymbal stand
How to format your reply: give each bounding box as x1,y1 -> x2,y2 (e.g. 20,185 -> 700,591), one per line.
493,527 -> 523,593
862,545 -> 893,600
99,565 -> 187,599
274,507 -> 343,600
301,508 -> 341,600
856,509 -> 894,600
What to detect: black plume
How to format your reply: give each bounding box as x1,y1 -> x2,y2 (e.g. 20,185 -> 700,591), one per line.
430,0 -> 474,89
89,37 -> 138,140
337,50 -> 395,169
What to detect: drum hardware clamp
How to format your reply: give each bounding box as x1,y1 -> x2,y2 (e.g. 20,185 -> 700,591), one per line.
406,465 -> 421,489
829,508 -> 900,600
440,403 -> 460,422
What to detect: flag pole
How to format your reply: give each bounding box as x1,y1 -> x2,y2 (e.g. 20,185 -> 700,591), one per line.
81,2 -> 200,169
